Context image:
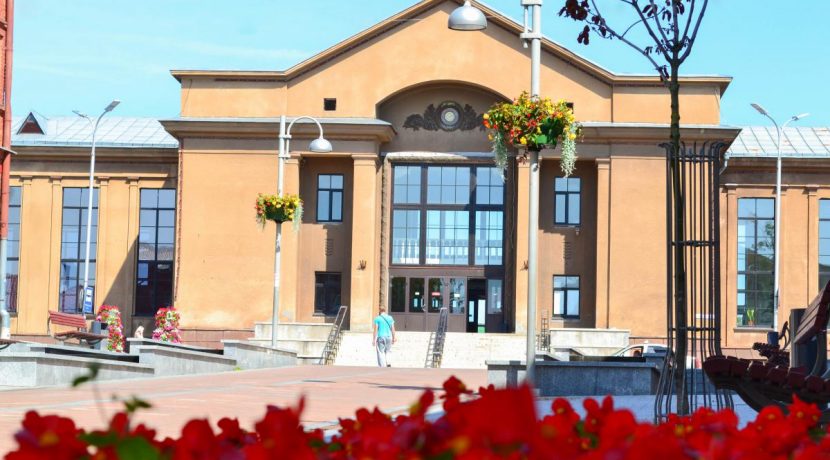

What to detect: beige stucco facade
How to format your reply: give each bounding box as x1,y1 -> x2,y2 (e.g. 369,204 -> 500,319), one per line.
12,0 -> 823,353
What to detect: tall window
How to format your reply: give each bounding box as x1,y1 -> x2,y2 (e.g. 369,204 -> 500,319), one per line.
135,189 -> 176,316
554,177 -> 581,225
5,186 -> 20,313
737,198 -> 775,328
553,276 -> 580,318
820,200 -> 830,289
317,174 -> 343,223
390,165 -> 504,267
59,188 -> 98,313
314,272 -> 341,316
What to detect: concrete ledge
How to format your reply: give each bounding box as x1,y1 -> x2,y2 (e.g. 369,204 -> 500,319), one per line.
127,338 -> 224,355
26,344 -> 140,363
132,345 -> 237,376
487,360 -> 660,397
222,340 -> 297,369
0,352 -> 154,387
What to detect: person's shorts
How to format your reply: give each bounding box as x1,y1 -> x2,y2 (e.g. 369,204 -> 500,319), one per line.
377,336 -> 392,352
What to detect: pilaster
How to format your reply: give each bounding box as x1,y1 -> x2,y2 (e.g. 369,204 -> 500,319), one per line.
349,155 -> 380,332
595,158 -> 611,328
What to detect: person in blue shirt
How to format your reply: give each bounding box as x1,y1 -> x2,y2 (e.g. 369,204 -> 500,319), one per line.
372,305 -> 396,367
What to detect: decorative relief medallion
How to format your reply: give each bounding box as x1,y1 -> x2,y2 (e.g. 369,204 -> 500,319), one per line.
403,101 -> 485,132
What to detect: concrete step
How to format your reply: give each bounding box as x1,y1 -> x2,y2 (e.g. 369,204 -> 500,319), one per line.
254,322 -> 334,341
334,331 -> 433,368
248,338 -> 327,357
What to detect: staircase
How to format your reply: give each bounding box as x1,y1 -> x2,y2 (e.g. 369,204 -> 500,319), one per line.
250,322 -> 332,365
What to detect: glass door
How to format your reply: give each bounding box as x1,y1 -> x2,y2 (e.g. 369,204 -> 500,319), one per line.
467,278 -> 486,333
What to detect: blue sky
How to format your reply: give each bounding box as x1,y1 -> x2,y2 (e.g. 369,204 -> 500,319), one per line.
14,0 -> 830,126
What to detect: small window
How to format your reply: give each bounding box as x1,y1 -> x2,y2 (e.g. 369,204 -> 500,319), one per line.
554,177 -> 580,226
317,174 -> 344,223
553,275 -> 580,318
324,98 -> 337,111
315,272 -> 341,316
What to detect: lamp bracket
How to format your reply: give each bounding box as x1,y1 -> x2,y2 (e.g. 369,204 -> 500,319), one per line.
521,0 -> 543,5
520,32 -> 542,40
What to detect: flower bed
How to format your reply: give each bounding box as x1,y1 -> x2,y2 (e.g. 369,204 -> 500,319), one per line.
7,377 -> 830,459
95,305 -> 124,353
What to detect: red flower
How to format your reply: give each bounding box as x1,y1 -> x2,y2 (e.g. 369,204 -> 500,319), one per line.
6,411 -> 89,460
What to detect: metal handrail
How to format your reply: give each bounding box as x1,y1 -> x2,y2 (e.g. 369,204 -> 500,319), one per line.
320,305 -> 348,365
427,307 -> 449,368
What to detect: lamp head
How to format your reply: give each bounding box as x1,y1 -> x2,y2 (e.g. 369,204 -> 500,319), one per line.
104,100 -> 121,113
309,137 -> 332,153
448,1 -> 487,31
72,110 -> 88,118
750,103 -> 768,117
793,113 -> 810,122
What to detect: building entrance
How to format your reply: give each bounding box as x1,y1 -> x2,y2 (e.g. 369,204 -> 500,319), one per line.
389,275 -> 503,332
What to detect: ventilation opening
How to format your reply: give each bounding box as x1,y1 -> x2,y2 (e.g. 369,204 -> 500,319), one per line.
18,113 -> 45,135
324,98 -> 337,111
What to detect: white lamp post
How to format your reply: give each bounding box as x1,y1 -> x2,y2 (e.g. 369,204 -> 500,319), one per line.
272,115 -> 332,347
74,100 -> 120,314
450,0 -> 543,383
750,103 -> 808,331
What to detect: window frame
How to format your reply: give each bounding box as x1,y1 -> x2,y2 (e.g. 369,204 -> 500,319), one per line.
135,188 -> 177,317
390,164 -> 505,268
736,197 -> 775,328
819,199 -> 830,289
5,186 -> 20,314
59,187 -> 99,314
553,275 -> 580,319
314,272 -> 342,316
316,174 -> 344,223
554,177 -> 581,226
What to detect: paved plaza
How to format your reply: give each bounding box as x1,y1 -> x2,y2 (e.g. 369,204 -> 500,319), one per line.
0,366 -> 486,451
0,364 -> 762,452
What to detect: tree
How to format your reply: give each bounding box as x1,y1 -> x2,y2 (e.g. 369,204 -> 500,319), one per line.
558,0 -> 711,414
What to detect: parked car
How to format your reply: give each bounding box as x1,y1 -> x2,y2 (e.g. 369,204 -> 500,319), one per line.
613,343 -> 700,368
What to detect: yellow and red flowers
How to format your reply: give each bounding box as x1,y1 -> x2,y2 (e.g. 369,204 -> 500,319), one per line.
484,92 -> 581,176
7,379 -> 830,459
95,305 -> 125,353
255,193 -> 303,226
151,306 -> 182,344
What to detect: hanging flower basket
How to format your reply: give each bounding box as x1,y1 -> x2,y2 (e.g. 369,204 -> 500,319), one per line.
483,92 -> 582,177
95,305 -> 124,353
255,193 -> 303,230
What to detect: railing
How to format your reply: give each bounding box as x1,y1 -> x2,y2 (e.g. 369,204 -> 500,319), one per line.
320,305 -> 349,365
537,312 -> 550,352
426,307 -> 449,368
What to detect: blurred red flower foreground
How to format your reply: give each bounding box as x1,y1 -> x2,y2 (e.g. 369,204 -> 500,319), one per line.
6,377 -> 830,459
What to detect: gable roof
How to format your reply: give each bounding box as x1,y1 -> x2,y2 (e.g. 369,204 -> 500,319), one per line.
171,0 -> 731,93
11,115 -> 178,149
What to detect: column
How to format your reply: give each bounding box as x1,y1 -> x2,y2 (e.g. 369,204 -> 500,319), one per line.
278,156 -> 301,323
514,162 -> 529,333
723,184 -> 738,344
96,176 -> 110,307
594,158 -> 611,328
47,176 -> 62,314
349,155 -> 380,332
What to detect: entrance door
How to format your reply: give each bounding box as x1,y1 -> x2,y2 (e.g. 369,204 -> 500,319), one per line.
467,279 -> 487,333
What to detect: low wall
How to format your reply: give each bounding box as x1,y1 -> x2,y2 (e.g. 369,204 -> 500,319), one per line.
222,340 -> 297,369
0,353 -> 154,387
548,328 -> 629,356
487,360 -> 660,397
132,345 -> 237,376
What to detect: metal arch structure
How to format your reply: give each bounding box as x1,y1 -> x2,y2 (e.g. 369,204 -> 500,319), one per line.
655,141 -> 734,421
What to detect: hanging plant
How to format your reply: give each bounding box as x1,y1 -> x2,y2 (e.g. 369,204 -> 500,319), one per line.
483,92 -> 581,177
95,305 -> 125,353
255,193 -> 303,232
152,306 -> 182,344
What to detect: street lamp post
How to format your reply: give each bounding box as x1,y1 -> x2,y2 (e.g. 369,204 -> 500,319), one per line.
272,115 -> 332,348
74,100 -> 120,315
450,0 -> 543,383
750,103 -> 808,332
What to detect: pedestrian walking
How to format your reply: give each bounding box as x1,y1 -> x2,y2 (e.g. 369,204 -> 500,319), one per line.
373,305 -> 396,367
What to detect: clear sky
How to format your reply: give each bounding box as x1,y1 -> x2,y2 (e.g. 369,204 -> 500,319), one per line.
14,0 -> 830,126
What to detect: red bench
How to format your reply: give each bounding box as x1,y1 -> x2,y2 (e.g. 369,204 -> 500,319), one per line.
704,281 -> 830,416
47,311 -> 106,346
0,338 -> 18,350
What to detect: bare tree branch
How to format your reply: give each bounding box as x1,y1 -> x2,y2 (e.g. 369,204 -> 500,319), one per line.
629,0 -> 672,61
647,0 -> 673,51
681,0 -> 697,50
680,0 -> 708,62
